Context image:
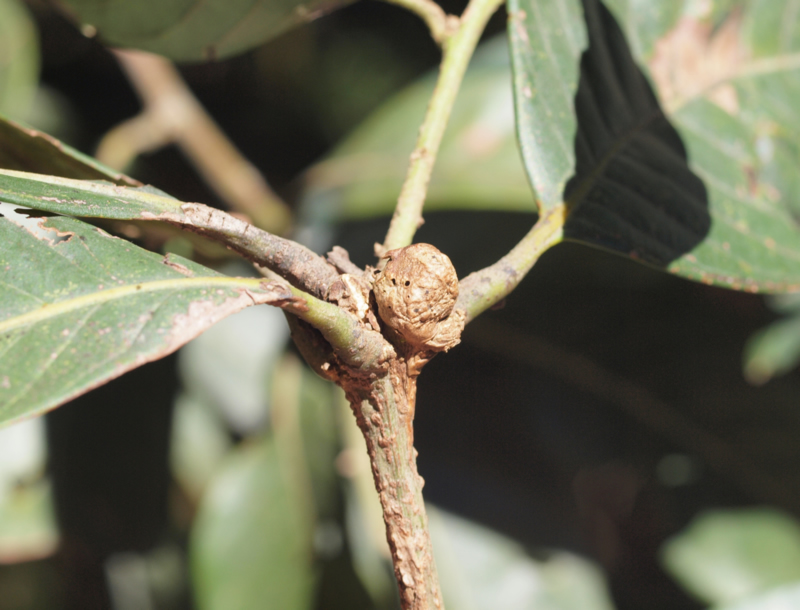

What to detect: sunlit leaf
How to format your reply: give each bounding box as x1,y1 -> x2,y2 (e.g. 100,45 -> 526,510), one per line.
429,507 -> 615,610
0,208 -> 285,427
661,508 -> 800,605
59,0 -> 355,62
190,438 -> 316,610
509,0 -> 800,291
712,583 -> 800,610
0,169 -> 181,219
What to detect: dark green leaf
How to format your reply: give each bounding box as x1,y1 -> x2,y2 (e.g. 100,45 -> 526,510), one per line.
60,0 -> 355,62
0,116 -> 139,185
0,211 -> 282,427
190,438 -> 316,610
506,0 -> 587,211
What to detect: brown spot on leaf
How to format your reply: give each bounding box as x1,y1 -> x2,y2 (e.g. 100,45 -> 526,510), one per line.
649,11 -> 747,114
162,255 -> 193,276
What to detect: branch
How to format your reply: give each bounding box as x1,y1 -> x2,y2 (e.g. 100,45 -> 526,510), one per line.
165,203 -> 340,300
272,278 -> 396,374
457,204 -> 567,323
0,168 -> 336,300
377,0 -> 458,46
98,50 -> 292,235
380,0 -> 504,253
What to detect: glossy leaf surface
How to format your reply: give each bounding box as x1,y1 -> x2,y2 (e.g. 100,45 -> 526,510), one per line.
506,0 -> 587,211
0,209 -> 279,427
60,0 -> 354,62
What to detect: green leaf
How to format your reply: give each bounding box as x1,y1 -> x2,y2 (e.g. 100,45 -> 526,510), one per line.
0,0 -> 38,120
0,169 -> 181,219
506,0 -> 587,212
661,508 -> 800,605
301,36 -> 535,222
712,583 -> 800,610
428,507 -> 615,610
190,437 -> 316,610
0,116 -> 140,185
509,0 -> 800,291
60,0 -> 355,62
0,210 -> 284,428
743,292 -> 800,384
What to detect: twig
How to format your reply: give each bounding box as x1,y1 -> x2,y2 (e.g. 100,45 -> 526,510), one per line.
380,0 -> 505,254
282,282 -> 396,374
160,203 -> 339,301
457,204 -> 567,322
377,0 -> 458,46
99,50 -> 292,235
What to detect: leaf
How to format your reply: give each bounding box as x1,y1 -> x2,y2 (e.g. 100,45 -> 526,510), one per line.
661,508 -> 800,605
0,0 -> 38,120
190,438 -> 316,610
506,0 -> 587,212
0,209 -> 290,428
179,296 -> 290,433
0,169 -> 181,219
301,36 -> 535,222
428,507 -> 615,610
510,0 -> 710,269
0,169 -> 342,300
59,0 -> 355,62
743,292 -> 800,384
0,115 -> 140,185
509,0 -> 800,291
712,583 -> 800,610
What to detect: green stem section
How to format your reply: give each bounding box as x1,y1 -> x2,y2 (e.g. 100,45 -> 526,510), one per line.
283,284 -> 395,374
457,204 -> 566,322
381,0 -> 504,253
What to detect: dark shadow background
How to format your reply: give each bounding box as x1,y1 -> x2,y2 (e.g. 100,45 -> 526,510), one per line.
2,1 -> 800,609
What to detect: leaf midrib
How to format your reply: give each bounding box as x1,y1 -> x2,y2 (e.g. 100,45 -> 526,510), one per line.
0,276 -> 265,335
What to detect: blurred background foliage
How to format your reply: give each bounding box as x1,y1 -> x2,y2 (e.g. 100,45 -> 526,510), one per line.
1,0 -> 800,609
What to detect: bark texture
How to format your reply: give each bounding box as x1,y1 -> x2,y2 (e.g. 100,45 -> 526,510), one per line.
342,363 -> 443,610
